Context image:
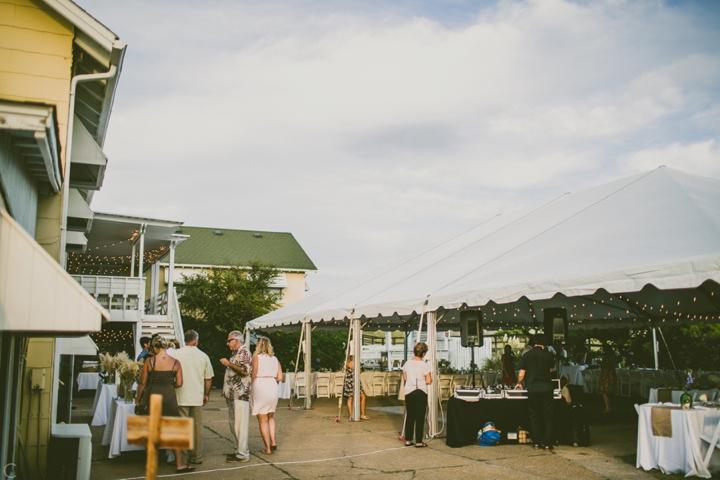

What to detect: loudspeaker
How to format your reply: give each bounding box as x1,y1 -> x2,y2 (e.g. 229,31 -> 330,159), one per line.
543,308 -> 568,345
460,310 -> 482,347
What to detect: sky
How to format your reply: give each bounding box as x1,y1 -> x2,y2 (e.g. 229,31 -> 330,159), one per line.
76,0 -> 720,295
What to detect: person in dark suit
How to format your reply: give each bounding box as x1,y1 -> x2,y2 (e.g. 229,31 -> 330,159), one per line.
516,335 -> 556,451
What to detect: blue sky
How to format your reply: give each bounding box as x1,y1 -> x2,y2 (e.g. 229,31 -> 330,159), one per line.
77,0 -> 720,294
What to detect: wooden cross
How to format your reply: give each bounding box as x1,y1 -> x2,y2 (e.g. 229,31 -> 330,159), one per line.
127,394 -> 194,480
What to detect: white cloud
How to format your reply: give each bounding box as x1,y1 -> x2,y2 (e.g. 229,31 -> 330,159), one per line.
619,140 -> 720,177
76,0 -> 720,292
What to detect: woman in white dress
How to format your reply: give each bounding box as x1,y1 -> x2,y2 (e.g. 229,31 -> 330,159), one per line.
251,337 -> 283,454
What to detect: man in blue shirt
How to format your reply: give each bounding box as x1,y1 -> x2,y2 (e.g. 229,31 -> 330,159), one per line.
136,337 -> 152,361
516,335 -> 556,451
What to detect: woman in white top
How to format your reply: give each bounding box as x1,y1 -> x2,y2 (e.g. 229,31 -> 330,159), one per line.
251,337 -> 283,454
402,342 -> 432,447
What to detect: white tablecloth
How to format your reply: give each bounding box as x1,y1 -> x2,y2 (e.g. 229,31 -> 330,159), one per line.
648,389 -> 719,404
76,372 -> 101,391
101,399 -> 144,458
91,383 -> 117,426
636,403 -> 720,478
559,365 -> 586,386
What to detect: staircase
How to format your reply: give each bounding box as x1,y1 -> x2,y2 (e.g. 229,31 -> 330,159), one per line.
140,315 -> 177,340
138,287 -> 185,353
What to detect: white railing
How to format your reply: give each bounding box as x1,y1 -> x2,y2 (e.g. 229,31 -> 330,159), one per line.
145,290 -> 168,315
167,287 -> 185,347
72,275 -> 145,322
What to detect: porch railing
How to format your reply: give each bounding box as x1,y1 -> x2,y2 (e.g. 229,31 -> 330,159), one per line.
72,275 -> 145,321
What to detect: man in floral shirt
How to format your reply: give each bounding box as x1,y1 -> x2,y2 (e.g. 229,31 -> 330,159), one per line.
220,330 -> 252,462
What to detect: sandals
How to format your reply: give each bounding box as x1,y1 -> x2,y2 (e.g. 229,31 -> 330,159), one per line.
271,445 -> 277,452
415,442 -> 428,448
176,466 -> 196,473
360,415 -> 371,420
405,441 -> 414,447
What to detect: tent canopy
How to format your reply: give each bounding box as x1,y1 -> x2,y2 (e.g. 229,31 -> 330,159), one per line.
247,167 -> 720,333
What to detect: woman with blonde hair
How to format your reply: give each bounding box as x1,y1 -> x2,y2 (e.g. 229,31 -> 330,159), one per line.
136,337 -> 193,473
250,337 -> 283,454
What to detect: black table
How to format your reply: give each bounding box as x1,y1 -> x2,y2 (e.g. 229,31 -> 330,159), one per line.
446,396 -> 570,447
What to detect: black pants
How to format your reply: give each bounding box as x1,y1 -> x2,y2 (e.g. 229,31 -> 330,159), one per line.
404,390 -> 428,443
528,390 -> 554,447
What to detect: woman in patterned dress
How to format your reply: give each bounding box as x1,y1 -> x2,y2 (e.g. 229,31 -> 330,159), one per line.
343,356 -> 370,420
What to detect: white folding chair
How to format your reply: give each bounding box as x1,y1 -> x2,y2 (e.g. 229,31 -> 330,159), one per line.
371,373 -> 386,396
439,375 -> 453,401
332,374 -> 345,397
616,370 -> 632,397
451,374 -> 469,391
386,372 -> 401,396
315,373 -> 331,398
703,419 -> 720,469
294,373 -> 306,399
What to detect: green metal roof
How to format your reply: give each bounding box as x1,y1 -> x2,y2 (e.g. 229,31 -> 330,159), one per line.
159,226 -> 317,271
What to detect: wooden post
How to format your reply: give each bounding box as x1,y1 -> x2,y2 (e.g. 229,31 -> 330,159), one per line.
127,394 -> 194,480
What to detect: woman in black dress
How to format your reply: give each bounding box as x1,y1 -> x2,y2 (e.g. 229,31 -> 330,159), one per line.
136,336 -> 194,473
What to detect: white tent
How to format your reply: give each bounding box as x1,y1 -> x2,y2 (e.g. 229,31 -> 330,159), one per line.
247,167 -> 720,427
249,167 -> 720,332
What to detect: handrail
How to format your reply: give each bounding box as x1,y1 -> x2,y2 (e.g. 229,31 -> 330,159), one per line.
168,287 -> 185,347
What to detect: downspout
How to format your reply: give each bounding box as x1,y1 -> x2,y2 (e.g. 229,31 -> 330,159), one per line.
59,40 -> 124,267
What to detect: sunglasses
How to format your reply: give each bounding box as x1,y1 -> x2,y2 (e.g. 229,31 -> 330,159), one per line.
227,338 -> 237,344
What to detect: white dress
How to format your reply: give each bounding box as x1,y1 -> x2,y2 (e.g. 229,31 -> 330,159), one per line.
250,355 -> 279,415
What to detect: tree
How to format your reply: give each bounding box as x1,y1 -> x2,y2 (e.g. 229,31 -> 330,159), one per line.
265,330 -> 348,373
177,262 -> 281,386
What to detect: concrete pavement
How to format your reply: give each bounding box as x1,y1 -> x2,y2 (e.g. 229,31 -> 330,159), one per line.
72,389 -> 685,479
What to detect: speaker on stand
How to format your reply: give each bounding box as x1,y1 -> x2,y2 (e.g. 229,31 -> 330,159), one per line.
543,308 -> 568,378
460,310 -> 483,388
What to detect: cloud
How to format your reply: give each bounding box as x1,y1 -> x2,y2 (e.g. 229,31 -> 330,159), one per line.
619,140 -> 720,177
76,0 -> 720,292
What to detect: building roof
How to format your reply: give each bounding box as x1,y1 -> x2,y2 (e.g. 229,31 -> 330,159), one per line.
160,226 -> 317,272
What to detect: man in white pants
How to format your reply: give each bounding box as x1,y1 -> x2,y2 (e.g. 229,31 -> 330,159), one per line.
220,330 -> 252,462
173,330 -> 214,464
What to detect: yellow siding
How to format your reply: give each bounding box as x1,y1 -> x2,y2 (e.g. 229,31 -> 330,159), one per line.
283,272 -> 307,306
2,1 -> 76,478
18,338 -> 54,479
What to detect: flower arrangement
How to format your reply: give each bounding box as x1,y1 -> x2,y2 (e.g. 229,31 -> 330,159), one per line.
685,369 -> 694,390
698,394 -> 709,406
118,357 -> 144,402
98,352 -> 117,384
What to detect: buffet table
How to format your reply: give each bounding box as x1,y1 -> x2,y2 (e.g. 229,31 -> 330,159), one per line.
101,398 -> 144,458
76,372 -> 101,391
446,396 -> 570,448
648,389 -> 718,404
91,383 -> 117,426
636,403 -> 720,478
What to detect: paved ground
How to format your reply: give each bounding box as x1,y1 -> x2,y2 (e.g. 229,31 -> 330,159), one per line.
72,389 -> 703,480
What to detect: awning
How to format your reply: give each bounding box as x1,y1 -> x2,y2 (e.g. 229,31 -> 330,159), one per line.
0,100 -> 61,194
57,335 -> 98,356
69,117 -> 107,191
0,208 -> 109,334
67,188 -> 93,232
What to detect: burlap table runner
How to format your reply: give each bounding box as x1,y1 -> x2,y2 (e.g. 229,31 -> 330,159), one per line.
651,405 -> 678,437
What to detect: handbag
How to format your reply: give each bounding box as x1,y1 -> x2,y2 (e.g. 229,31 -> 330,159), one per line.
134,357 -> 155,415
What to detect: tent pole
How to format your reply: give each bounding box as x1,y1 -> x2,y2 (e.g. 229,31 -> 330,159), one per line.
652,327 -> 659,370
426,311 -> 438,438
304,321 -> 313,410
352,317 -> 361,421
